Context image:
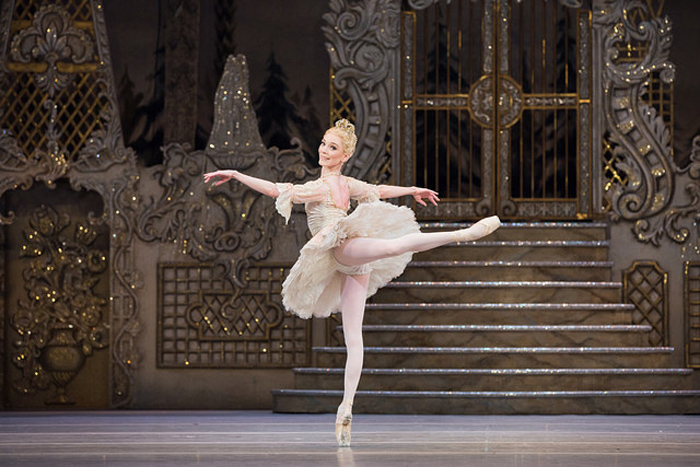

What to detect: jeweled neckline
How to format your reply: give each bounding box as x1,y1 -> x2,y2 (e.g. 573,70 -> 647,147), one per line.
321,172 -> 343,178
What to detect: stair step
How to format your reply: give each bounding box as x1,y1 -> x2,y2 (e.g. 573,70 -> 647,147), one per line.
343,324 -> 651,347
272,388 -> 700,414
363,303 -> 635,325
293,367 -> 694,391
272,220 -> 697,415
313,346 -> 675,369
401,260 -> 613,281
375,280 -> 622,303
422,221 -> 609,241
416,240 -> 610,261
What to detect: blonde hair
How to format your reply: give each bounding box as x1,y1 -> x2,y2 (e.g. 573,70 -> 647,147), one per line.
328,119 -> 357,157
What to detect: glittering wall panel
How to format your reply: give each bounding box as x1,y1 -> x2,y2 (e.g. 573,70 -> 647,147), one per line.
157,263 -> 309,368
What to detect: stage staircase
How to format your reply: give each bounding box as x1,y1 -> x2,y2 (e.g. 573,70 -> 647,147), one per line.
272,222 -> 700,414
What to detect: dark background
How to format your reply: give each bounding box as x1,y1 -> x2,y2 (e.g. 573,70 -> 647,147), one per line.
103,0 -> 700,167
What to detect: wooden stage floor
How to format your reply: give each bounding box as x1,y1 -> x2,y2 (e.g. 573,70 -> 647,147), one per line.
0,411 -> 698,466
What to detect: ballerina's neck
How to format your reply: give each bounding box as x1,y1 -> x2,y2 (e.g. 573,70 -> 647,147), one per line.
321,172 -> 343,178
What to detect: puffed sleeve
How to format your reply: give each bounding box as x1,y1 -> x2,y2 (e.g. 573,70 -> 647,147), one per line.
274,180 -> 327,224
275,183 -> 294,224
347,177 -> 381,203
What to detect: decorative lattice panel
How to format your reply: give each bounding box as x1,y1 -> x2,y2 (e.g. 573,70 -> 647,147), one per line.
157,263 -> 309,368
1,1 -> 110,163
11,0 -> 93,22
0,72 -> 109,160
623,261 -> 668,346
685,261 -> 700,368
329,67 -> 356,127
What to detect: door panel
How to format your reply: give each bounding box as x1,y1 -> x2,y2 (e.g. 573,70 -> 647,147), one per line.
402,0 -> 592,220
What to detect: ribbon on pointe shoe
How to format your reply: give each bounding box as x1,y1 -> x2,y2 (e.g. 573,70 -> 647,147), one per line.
335,403 -> 353,447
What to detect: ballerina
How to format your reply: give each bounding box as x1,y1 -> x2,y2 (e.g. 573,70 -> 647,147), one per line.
204,119 -> 500,447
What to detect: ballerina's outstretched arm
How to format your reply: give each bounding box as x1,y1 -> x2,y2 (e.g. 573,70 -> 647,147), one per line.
375,185 -> 440,206
203,169 -> 280,198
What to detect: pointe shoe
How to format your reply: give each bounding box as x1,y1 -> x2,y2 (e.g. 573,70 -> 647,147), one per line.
335,403 -> 353,447
452,215 -> 501,243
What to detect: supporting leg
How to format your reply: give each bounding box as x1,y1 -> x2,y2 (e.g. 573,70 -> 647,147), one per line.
334,215 -> 500,267
336,273 -> 370,447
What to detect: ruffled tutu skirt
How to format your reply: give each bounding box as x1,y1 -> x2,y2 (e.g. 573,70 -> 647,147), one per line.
282,201 -> 420,319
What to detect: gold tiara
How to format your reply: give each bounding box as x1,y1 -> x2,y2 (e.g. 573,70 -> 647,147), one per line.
334,119 -> 355,136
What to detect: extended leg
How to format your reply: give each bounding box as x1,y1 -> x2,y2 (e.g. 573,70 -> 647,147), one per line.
336,272 -> 370,447
334,215 -> 500,267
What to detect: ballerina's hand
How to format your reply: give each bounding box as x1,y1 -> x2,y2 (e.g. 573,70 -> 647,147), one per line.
203,170 -> 237,186
413,187 -> 440,206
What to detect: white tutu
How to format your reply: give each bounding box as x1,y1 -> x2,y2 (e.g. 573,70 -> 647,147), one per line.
282,200 -> 419,319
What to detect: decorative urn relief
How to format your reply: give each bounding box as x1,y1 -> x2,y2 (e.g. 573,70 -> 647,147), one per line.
38,324 -> 87,404
11,204 -> 108,405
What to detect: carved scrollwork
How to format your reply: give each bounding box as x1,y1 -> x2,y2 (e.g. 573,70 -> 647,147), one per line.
407,0 -> 447,10
0,130 -> 35,224
138,143 -> 309,287
633,135 -> 700,245
559,0 -> 583,7
9,4 -> 95,97
137,143 -> 268,264
322,0 -> 400,181
136,55 -> 312,286
594,0 -> 686,245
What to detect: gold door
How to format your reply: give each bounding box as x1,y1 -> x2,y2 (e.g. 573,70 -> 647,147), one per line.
401,0 -> 592,220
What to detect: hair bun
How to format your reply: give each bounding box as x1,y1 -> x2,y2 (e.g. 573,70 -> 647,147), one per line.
335,118 -> 355,134
331,119 -> 358,157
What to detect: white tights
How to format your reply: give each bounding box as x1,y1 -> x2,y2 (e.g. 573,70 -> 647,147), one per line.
335,219 -> 496,408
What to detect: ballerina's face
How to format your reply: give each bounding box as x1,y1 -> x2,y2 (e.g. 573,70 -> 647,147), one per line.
319,129 -> 350,172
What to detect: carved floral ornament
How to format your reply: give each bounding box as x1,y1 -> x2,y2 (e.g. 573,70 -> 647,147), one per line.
0,1 -> 141,408
9,4 -> 96,97
11,205 -> 108,404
